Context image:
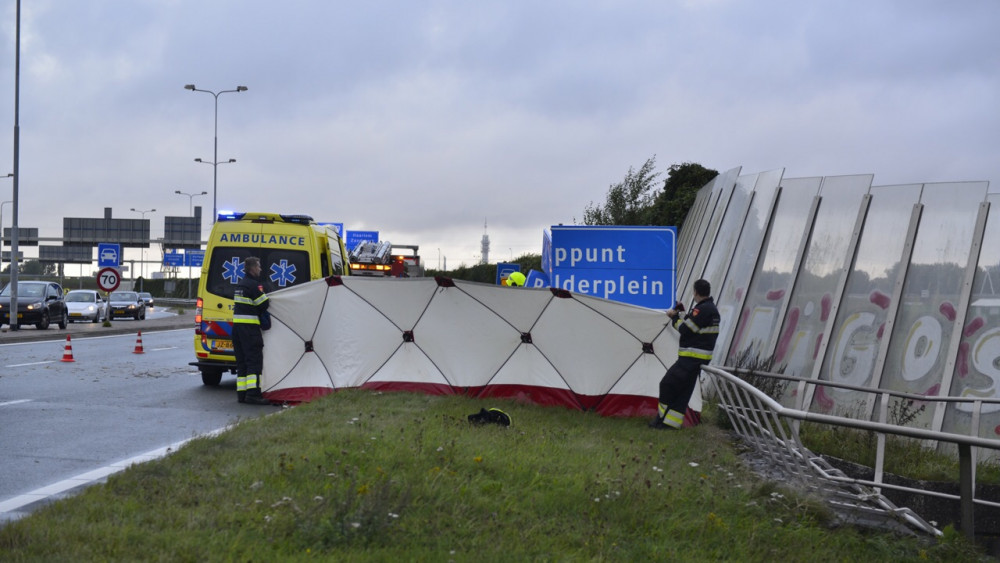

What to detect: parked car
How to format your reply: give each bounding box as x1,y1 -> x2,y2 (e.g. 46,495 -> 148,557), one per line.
108,290 -> 146,320
65,289 -> 106,323
0,281 -> 69,330
138,292 -> 154,308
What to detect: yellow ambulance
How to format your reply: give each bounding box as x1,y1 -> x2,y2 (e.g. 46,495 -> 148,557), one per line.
190,211 -> 350,385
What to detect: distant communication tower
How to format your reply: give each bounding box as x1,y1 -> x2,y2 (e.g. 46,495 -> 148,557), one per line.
480,218 -> 490,265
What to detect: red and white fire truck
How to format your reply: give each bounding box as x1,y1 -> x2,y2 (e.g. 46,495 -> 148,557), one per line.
349,242 -> 423,277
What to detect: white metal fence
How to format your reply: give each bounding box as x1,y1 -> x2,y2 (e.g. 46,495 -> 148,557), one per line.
702,365 -> 1000,539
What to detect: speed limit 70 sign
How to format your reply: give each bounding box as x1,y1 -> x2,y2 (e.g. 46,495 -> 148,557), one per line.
97,267 -> 121,292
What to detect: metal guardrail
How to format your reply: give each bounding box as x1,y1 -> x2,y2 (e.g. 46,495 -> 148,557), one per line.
154,298 -> 197,309
702,365 -> 1000,539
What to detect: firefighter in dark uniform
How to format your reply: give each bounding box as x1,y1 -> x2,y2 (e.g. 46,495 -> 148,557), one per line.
650,278 -> 720,430
233,256 -> 271,405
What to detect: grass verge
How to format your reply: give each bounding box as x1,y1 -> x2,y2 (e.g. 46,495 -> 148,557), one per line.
0,390 -> 985,561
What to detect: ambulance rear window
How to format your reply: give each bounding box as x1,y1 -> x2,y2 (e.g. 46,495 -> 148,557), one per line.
205,249 -> 312,298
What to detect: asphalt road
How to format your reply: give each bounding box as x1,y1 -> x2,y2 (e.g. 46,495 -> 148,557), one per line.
0,309 -> 278,524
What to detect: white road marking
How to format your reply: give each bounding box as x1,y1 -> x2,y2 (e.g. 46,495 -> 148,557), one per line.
0,399 -> 32,407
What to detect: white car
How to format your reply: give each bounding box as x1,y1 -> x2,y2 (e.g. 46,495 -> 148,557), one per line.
65,289 -> 106,323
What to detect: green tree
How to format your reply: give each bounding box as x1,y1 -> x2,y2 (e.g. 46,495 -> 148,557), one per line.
432,262 -> 496,284
426,253 -> 541,284
647,162 -> 718,230
582,158 -> 718,233
2,259 -> 56,276
583,157 -> 661,225
513,253 -> 541,273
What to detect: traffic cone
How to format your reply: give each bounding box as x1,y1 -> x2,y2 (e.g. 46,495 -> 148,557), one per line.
61,335 -> 76,362
133,331 -> 145,354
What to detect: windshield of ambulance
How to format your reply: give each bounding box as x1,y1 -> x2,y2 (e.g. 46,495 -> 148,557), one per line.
205,248 -> 311,299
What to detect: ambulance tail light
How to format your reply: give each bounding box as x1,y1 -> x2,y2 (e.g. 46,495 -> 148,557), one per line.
195,297 -> 204,334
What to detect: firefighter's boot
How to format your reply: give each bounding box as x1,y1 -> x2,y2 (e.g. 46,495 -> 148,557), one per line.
244,388 -> 271,406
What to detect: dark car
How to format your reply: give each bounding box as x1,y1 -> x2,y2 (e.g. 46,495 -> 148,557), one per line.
108,290 -> 146,320
138,292 -> 154,308
0,281 -> 69,330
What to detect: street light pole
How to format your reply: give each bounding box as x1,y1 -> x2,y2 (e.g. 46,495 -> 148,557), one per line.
184,84 -> 247,224
174,190 -> 208,217
10,0 -> 21,330
130,208 -> 155,290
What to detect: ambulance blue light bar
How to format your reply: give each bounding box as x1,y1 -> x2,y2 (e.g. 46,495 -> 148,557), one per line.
279,214 -> 314,225
215,211 -> 315,225
217,210 -> 245,221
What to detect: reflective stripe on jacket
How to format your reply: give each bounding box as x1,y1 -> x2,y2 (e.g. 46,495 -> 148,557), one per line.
673,297 -> 720,361
233,275 -> 269,325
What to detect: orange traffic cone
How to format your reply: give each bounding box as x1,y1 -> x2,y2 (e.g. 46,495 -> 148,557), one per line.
61,335 -> 76,362
133,331 -> 145,354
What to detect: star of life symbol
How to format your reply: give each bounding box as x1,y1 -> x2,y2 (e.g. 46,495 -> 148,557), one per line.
222,257 -> 246,285
270,259 -> 297,287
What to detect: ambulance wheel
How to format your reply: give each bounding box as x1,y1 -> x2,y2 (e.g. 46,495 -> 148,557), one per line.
201,369 -> 223,386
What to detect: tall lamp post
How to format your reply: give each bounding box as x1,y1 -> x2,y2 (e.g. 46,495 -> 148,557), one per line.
174,190 -> 207,217
9,0 -> 21,329
130,208 -> 155,290
184,84 -> 247,224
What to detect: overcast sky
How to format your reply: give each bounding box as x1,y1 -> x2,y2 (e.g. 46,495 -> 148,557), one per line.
1,0 -> 998,272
